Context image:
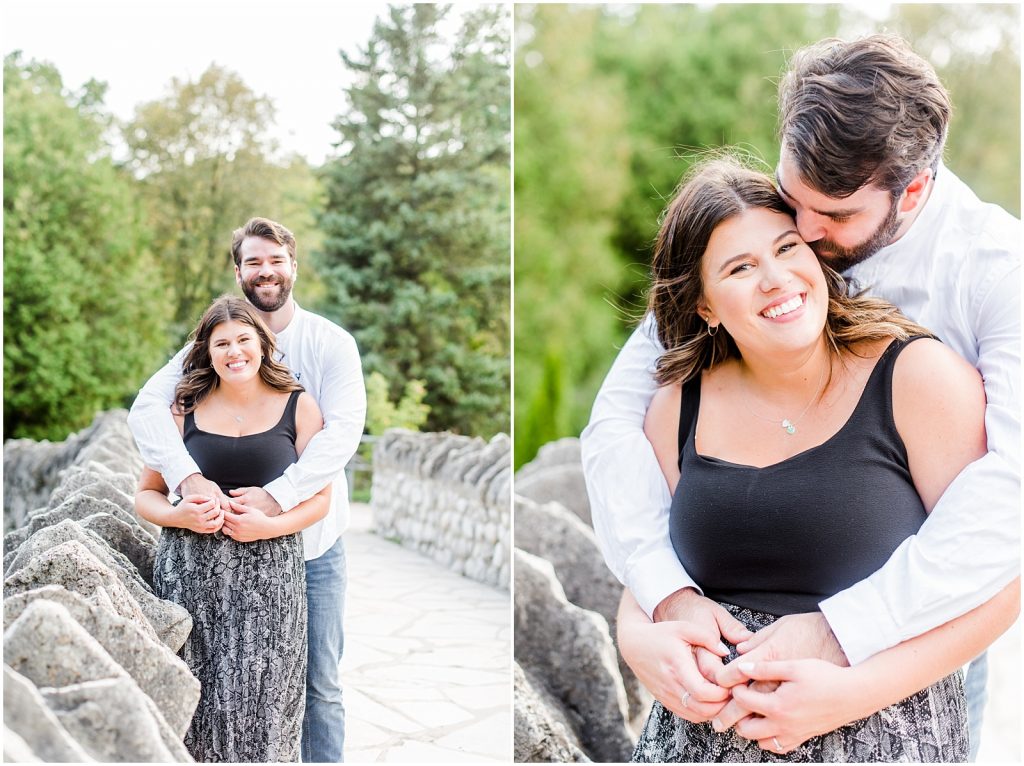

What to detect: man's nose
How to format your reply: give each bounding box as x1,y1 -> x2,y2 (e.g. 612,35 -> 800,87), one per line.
795,209 -> 827,243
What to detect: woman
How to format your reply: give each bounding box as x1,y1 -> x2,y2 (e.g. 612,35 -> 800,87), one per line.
619,157 -> 1018,762
136,296 -> 330,762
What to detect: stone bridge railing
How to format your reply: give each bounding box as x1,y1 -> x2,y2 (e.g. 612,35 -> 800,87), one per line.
371,430 -> 511,590
3,411 -> 198,762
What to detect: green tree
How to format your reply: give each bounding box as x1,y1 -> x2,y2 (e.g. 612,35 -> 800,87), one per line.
513,5 -> 634,467
4,53 -> 170,440
122,65 -> 324,337
318,4 -> 510,438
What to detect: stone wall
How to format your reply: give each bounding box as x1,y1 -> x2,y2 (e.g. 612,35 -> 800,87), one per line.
513,437 -> 651,763
371,430 -> 511,590
3,411 -> 199,762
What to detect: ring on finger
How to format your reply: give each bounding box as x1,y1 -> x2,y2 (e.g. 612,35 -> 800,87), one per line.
773,737 -> 783,753
681,691 -> 691,709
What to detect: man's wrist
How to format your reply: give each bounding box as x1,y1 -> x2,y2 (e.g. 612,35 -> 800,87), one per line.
653,586 -> 701,623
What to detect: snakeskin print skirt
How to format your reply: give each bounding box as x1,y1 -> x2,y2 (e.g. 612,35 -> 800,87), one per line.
154,528 -> 307,763
632,603 -> 968,763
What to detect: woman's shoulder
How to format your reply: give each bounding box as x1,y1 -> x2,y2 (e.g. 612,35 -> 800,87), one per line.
294,390 -> 324,428
891,336 -> 985,433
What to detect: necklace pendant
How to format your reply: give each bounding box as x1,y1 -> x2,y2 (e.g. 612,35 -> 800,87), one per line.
234,415 -> 244,423
781,419 -> 796,435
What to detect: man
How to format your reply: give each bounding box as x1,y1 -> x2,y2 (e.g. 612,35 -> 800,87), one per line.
582,34 -> 1019,759
128,217 -> 365,763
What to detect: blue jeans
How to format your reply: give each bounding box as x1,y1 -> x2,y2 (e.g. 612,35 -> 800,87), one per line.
301,536 -> 347,762
964,650 -> 988,762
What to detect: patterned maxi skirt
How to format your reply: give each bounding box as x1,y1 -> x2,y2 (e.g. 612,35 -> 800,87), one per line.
632,603 -> 969,763
154,528 -> 307,763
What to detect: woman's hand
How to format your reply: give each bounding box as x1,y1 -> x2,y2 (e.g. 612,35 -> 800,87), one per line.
725,659 -> 862,754
221,499 -> 275,543
173,494 -> 224,534
618,589 -> 738,723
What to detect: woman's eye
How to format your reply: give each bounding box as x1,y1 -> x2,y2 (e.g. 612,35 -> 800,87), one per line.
777,242 -> 796,255
730,262 -> 752,275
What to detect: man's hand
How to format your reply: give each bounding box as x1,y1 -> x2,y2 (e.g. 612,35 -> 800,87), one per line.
229,486 -> 283,517
654,587 -> 755,646
716,612 -> 848,689
179,473 -> 229,512
173,494 -> 224,534
221,500 -> 275,543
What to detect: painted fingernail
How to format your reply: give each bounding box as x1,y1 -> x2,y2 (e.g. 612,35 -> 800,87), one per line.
718,642 -> 730,654
712,718 -> 724,732
739,662 -> 755,673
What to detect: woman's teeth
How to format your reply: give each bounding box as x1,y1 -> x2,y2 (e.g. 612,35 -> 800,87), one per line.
762,295 -> 804,319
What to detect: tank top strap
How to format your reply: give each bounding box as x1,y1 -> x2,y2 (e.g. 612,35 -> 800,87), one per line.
676,373 -> 702,461
863,333 -> 934,406
183,408 -> 198,438
282,389 -> 302,430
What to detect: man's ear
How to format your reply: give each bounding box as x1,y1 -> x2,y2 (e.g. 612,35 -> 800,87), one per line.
898,168 -> 933,214
234,265 -> 242,286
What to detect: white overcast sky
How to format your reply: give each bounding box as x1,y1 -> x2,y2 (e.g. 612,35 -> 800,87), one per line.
2,0 -> 407,165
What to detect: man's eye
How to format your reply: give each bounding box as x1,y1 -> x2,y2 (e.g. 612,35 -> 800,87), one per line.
830,215 -> 852,224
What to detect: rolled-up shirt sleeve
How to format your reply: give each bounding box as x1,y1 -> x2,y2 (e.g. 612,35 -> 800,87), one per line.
263,330 -> 366,512
126,346 -> 199,494
821,259 -> 1020,665
581,316 -> 703,618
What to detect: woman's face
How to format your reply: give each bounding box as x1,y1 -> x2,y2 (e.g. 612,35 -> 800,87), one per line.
699,207 -> 828,359
208,319 -> 263,384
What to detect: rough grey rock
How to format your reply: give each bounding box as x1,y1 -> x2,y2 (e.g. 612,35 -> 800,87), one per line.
516,437 -> 582,478
514,462 -> 590,526
4,525 -> 189,650
4,493 -> 149,570
4,599 -> 126,689
46,467 -> 137,514
5,585 -> 200,738
514,495 -> 650,724
3,410 -> 137,533
4,664 -> 94,763
79,511 -> 157,586
514,661 -> 590,763
3,541 -> 161,645
514,549 -> 633,762
42,677 -> 194,763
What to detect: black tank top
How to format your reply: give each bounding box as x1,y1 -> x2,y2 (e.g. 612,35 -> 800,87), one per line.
669,336 -> 929,616
183,390 -> 301,494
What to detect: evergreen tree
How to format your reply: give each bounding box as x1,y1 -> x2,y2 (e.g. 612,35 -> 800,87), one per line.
4,53 -> 170,440
318,4 -> 510,438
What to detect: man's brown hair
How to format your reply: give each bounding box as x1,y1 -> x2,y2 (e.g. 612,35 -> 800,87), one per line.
230,217 -> 297,266
779,34 -> 952,199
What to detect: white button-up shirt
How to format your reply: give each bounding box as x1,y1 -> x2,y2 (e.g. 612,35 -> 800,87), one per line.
581,165 -> 1020,664
127,303 -> 367,561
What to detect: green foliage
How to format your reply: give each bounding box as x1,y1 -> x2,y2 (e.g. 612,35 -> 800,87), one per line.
365,371 -> 430,435
317,4 -> 510,439
122,65 -> 328,339
3,53 -> 171,440
513,3 -> 1020,467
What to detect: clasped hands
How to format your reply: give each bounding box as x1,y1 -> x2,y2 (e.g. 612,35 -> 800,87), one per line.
176,473 -> 283,541
621,588 -> 851,755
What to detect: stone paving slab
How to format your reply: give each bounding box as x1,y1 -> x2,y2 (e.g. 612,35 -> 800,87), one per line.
342,503 -> 512,763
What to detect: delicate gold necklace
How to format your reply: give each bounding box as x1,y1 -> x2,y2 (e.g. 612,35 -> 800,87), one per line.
740,362 -> 828,435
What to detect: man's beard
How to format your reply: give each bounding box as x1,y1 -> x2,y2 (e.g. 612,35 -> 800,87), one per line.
810,195 -> 901,274
241,274 -> 294,312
